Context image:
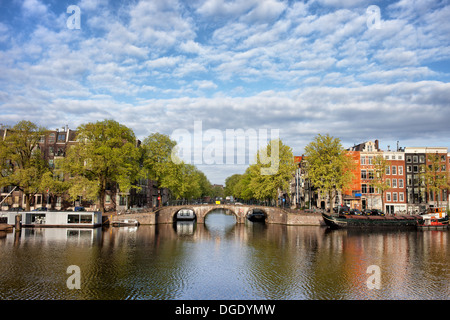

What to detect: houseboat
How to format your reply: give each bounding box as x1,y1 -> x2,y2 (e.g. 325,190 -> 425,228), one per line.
322,212 -> 421,229
1,211 -> 102,228
417,207 -> 449,230
175,208 -> 196,221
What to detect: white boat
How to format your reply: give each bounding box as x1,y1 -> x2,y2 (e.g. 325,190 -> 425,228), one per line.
111,218 -> 140,227
176,208 -> 196,221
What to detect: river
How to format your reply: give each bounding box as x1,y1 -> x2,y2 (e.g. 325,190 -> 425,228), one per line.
0,209 -> 448,300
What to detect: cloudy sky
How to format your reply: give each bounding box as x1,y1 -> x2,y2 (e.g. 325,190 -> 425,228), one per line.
1,0 -> 450,184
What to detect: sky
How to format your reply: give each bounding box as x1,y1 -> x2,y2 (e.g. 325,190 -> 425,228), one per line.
1,0 -> 450,185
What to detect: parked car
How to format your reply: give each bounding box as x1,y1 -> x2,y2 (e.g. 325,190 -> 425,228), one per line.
337,205 -> 351,215
74,206 -> 86,211
350,209 -> 362,215
363,209 -> 385,216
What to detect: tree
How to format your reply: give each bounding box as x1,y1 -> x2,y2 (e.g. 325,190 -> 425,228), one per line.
141,133 -> 178,205
248,139 -> 297,205
370,155 -> 391,212
304,134 -> 355,212
422,153 -> 449,207
162,161 -> 202,201
224,174 -> 242,197
62,120 -> 140,213
0,121 -> 50,210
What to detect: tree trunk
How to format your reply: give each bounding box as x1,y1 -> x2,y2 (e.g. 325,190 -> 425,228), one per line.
99,176 -> 106,213
25,193 -> 31,211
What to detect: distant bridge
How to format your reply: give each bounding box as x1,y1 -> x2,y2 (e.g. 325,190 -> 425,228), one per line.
109,204 -> 325,226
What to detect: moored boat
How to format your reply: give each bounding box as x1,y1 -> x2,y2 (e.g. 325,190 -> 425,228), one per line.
417,207 -> 449,230
322,212 -> 421,229
246,209 -> 266,222
111,218 -> 140,227
176,208 -> 196,221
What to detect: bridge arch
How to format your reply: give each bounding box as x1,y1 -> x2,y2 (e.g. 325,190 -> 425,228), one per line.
173,207 -> 197,222
202,206 -> 238,223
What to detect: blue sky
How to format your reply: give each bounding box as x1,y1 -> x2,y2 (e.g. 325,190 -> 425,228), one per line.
1,0 -> 450,184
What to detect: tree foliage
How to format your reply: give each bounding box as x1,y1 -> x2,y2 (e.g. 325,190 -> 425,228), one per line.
224,139 -> 296,205
304,133 -> 355,212
62,119 -> 140,212
0,121 -> 49,210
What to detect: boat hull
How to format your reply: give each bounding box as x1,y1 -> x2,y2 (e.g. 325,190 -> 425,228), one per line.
417,216 -> 448,230
322,213 -> 420,229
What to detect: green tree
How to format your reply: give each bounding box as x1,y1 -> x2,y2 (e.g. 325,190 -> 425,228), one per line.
141,133 -> 178,205
224,174 -> 242,197
422,153 -> 449,207
370,155 -> 391,212
234,169 -> 254,201
248,139 -> 297,205
304,134 -> 355,212
0,121 -> 50,211
62,119 -> 140,213
163,162 -> 202,201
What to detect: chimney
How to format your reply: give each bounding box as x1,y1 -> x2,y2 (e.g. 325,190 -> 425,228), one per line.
375,139 -> 379,151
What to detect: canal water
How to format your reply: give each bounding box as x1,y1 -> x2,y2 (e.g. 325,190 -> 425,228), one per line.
0,209 -> 448,300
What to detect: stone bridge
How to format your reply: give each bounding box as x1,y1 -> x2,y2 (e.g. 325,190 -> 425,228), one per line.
156,204 -> 290,224
110,204 -> 325,226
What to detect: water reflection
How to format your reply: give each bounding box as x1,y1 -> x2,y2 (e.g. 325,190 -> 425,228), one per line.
0,210 -> 448,300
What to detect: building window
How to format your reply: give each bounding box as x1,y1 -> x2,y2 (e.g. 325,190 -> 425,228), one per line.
406,155 -> 412,163
386,193 -> 391,202
413,156 -> 418,163
369,185 -> 375,194
368,156 -> 373,164
368,170 -> 374,180
392,179 -> 397,188
361,156 -> 366,165
398,166 -> 403,175
419,155 -> 425,163
413,165 -> 418,173
361,170 -> 367,179
399,192 -> 404,202
386,166 -> 390,175
392,155 -> 396,160
392,166 -> 397,175
407,175 -> 412,186
393,193 -> 398,202
386,179 -> 390,187
57,134 -> 66,142
399,179 -> 404,188
48,133 -> 56,143
362,184 -> 367,194
407,165 -> 411,173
